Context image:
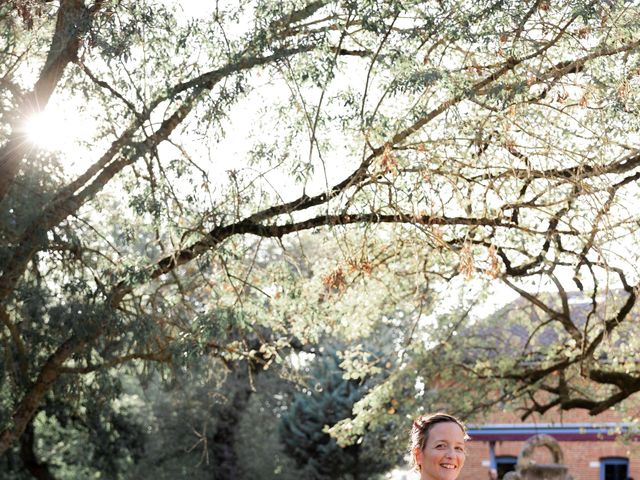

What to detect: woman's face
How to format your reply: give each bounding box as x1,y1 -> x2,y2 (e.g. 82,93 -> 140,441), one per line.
415,421 -> 466,480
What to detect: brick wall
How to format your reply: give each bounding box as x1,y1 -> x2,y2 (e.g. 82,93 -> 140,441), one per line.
459,408 -> 640,480
461,440 -> 640,480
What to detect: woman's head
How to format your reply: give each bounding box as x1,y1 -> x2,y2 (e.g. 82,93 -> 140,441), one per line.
410,413 -> 469,480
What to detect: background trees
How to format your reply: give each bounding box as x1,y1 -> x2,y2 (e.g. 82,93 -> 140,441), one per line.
280,349 -> 392,480
2,0 -> 640,477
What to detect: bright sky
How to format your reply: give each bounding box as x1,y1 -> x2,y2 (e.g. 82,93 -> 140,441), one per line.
20,2 -> 212,171
24,1 -> 354,202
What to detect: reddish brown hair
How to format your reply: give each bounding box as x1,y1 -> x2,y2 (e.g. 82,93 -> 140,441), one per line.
409,412 -> 469,470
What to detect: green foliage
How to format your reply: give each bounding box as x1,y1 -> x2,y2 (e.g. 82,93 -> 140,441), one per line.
115,356 -> 308,480
280,350 -> 391,479
3,0 -> 640,475
234,371 -> 306,480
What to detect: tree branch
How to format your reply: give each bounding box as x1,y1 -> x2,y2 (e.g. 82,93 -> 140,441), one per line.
0,0 -> 104,201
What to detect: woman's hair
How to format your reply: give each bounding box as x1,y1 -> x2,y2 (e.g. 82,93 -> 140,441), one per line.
409,412 -> 469,471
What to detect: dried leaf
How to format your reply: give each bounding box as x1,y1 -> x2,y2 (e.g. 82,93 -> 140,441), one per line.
322,268 -> 347,291
488,245 -> 500,279
556,90 -> 569,103
459,242 -> 475,280
618,80 -> 630,99
379,143 -> 398,175
579,92 -> 590,106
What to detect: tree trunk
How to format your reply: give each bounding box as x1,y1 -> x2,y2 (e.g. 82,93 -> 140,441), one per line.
19,419 -> 57,480
210,365 -> 254,479
0,335 -> 89,456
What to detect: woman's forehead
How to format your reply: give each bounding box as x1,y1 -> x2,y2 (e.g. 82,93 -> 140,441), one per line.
428,422 -> 466,442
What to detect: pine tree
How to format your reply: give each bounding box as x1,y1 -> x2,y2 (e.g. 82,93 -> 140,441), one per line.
280,351 -> 389,480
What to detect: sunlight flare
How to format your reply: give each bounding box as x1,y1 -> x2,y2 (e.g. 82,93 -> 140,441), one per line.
23,108 -> 78,151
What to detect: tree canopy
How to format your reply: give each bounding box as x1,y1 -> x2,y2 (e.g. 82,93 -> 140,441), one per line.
2,0 -> 640,472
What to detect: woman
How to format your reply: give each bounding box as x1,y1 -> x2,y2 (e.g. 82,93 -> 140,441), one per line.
410,412 -> 469,480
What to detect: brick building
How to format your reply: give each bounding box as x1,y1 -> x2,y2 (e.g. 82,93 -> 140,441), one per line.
451,288 -> 640,480
460,408 -> 640,480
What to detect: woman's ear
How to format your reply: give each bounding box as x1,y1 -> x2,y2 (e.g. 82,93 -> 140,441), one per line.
413,447 -> 423,471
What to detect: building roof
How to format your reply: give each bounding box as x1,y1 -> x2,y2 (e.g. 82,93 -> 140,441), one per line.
467,423 -> 640,442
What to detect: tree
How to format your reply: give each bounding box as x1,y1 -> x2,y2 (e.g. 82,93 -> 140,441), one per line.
3,0 -> 640,464
233,368 -> 306,480
124,341 -> 304,480
280,350 -> 390,480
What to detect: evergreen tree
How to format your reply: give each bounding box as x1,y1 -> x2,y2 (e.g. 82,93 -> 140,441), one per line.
280,351 -> 390,480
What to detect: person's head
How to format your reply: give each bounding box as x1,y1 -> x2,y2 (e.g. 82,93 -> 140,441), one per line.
410,413 -> 469,480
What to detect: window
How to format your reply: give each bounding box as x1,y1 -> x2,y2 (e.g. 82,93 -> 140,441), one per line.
601,457 -> 628,480
496,456 -> 517,479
